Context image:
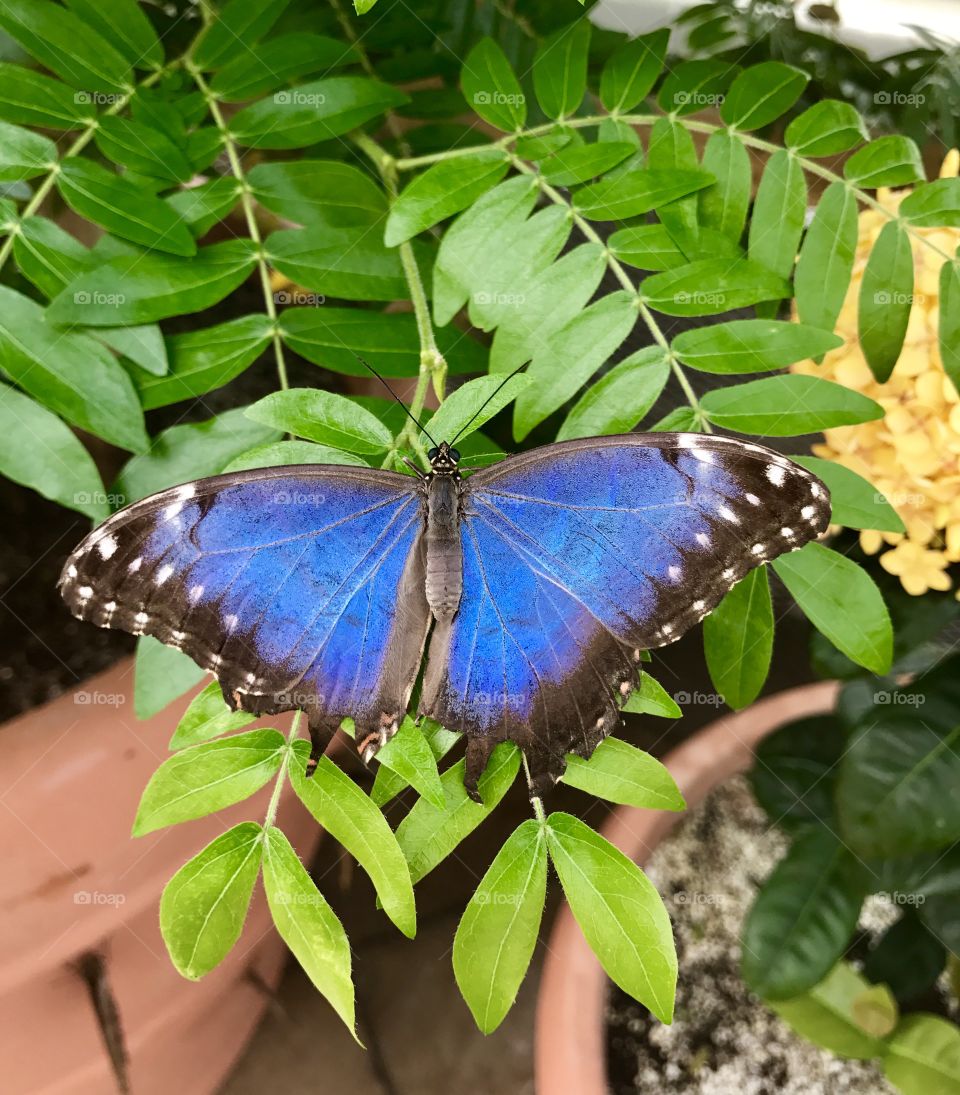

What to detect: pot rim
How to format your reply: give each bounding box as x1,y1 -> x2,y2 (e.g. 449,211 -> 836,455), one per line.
534,679 -> 840,1095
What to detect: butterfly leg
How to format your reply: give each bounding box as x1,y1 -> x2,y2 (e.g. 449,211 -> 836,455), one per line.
304,710 -> 339,776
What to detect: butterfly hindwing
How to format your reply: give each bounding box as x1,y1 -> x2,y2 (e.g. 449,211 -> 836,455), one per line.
420,434 -> 830,791
59,467 -> 430,759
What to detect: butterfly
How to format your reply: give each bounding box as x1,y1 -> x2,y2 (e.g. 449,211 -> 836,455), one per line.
59,432 -> 830,796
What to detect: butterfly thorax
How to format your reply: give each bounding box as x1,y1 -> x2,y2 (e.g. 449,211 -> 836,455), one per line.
424,445 -> 463,622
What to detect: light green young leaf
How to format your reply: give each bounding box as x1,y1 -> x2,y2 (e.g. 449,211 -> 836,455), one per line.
396,743 -> 521,884
268,225 -> 407,302
169,680 -> 254,750
385,151 -> 509,246
0,382 -> 108,521
546,811 -> 677,1023
0,63 -> 98,130
939,259 -> 960,395
371,719 -> 461,807
883,1014 -> 960,1093
642,258 -> 791,317
245,389 -> 393,453
703,566 -> 773,710
373,718 -> 445,811
193,0 -> 292,70
622,672 -> 682,718
429,374 -> 531,443
698,129 -> 751,241
134,636 -> 207,720
136,315 -> 272,409
701,374 -> 883,435
791,456 -> 904,532
561,738 -> 684,810
160,822 -> 262,980
858,221 -> 914,383
600,28 -> 669,113
844,136 -> 925,189
289,741 -> 416,938
785,100 -> 868,157
772,542 -> 892,675
720,62 -> 808,130
651,406 -> 700,433
533,20 -> 590,120
0,120 -> 56,182
556,346 -> 669,440
261,825 -> 357,1038
248,160 -> 385,228
673,319 -> 842,374
748,149 -> 807,284
223,440 -> 368,473
210,34 -> 353,101
461,38 -> 526,131
133,729 -> 287,835
795,180 -> 859,332
453,820 -> 547,1033
575,168 -> 714,221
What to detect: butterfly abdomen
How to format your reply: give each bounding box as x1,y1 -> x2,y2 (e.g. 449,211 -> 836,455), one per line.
425,474 -> 463,621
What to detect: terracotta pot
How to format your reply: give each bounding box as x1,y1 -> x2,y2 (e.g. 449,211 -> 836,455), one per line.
534,680 -> 840,1095
0,656 -> 325,1095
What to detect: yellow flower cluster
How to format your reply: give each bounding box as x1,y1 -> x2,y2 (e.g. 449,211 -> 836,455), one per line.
791,152 -> 960,597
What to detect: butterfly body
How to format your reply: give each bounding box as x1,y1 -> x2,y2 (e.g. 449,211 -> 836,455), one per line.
59,433 -> 830,795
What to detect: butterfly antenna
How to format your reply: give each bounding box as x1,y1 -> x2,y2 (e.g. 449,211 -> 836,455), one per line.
449,361 -> 529,446
354,355 -> 439,448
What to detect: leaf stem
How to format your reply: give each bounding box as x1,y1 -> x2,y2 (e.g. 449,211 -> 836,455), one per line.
521,753 -> 546,823
265,713 -> 302,829
187,61 -> 290,392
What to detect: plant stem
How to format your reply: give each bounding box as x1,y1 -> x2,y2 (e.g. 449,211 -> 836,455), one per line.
0,66 -> 169,273
187,61 -> 290,391
264,713 -> 302,829
521,753 -> 546,823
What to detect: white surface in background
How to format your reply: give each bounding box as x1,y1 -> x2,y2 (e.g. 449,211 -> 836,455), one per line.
590,0 -> 960,60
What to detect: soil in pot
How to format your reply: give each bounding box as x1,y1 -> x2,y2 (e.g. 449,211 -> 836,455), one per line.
605,777 -> 894,1095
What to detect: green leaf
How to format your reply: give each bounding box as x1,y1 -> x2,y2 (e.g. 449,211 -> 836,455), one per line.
785,100 -> 868,157
209,34 -> 353,101
461,38 -> 526,131
646,116 -> 701,257
772,542 -> 892,674
248,160 -> 385,228
939,259 -> 960,395
575,168 -> 714,221
541,142 -> 637,187
884,1014 -> 960,1094
748,148 -> 807,283
845,136 -> 925,189
769,962 -> 887,1059
280,306 -> 484,377
600,28 -> 669,113
64,0 -> 163,70
165,178 -> 243,237
0,120 -> 56,182
230,76 -> 407,149
395,743 -> 520,884
792,457 -> 905,532
703,566 -> 773,710
371,719 -> 461,808
429,373 -> 531,443
864,913 -> 947,1004
0,285 -> 147,452
13,215 -> 88,298
289,741 -> 416,939
57,158 -> 196,257
701,374 -> 883,435
658,58 -> 738,116
261,825 -> 357,1037
643,258 -> 791,317
720,62 -> 808,130
900,178 -> 960,227
622,671 -> 681,718
453,820 -> 547,1033
99,324 -> 167,377
0,0 -> 131,92
837,714 -> 960,858
136,315 -> 271,409
49,240 -> 258,326
742,828 -> 865,999
556,346 -> 669,441
373,719 -> 445,812
0,62 -> 97,129
514,291 -> 638,440
133,729 -> 286,836
698,129 -> 750,241
245,389 -> 392,454
546,811 -> 676,1023
95,115 -> 193,182
650,406 -> 699,433
858,221 -> 913,383
533,20 -> 590,120
160,823 -> 262,980
193,0 -> 291,70
610,224 -> 742,271
268,226 -> 406,302
133,636 -> 207,720
169,680 -> 254,750
560,738 -> 684,810
223,440 -> 367,473
0,382 -> 108,521
385,151 -> 509,246
673,319 -> 842,374
115,407 -> 277,502
795,181 -> 858,332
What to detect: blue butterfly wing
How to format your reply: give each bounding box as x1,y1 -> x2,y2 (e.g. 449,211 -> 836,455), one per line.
60,467 -> 429,759
420,433 -> 830,791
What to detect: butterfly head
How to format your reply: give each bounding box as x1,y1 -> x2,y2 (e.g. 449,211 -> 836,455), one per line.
427,441 -> 461,476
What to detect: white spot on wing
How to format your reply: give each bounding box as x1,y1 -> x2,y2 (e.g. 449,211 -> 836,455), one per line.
164,501 -> 183,521
97,535 -> 117,560
668,565 -> 682,581
751,543 -> 765,555
128,557 -> 142,573
766,464 -> 786,487
745,493 -> 760,506
189,584 -> 204,603
156,564 -> 173,585
717,504 -> 739,523
77,585 -> 93,600
225,613 -> 238,632
801,505 -> 817,520
696,532 -> 710,547
67,564 -> 78,579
